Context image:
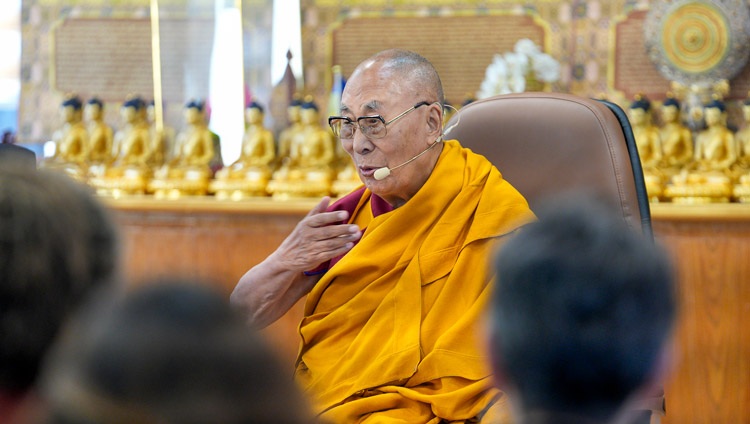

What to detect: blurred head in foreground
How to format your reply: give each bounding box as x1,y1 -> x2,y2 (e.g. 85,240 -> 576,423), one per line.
39,280 -> 313,424
1,167 -> 119,397
490,195 -> 676,423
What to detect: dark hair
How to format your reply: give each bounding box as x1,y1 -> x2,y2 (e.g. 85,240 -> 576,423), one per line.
301,100 -> 318,111
62,96 -> 83,110
490,195 -> 675,420
662,97 -> 680,109
185,99 -> 205,111
247,101 -> 264,112
87,98 -> 104,108
122,97 -> 146,110
0,168 -> 119,392
629,95 -> 651,112
40,280 -> 311,424
705,98 -> 726,112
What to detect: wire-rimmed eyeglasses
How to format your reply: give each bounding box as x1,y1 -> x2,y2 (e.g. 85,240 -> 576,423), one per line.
328,101 -> 431,139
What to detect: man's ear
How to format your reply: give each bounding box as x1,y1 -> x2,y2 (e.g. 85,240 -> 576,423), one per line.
426,104 -> 443,138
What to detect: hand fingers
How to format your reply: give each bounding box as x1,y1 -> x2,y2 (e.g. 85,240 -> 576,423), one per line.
306,196 -> 331,218
277,228 -> 359,270
309,222 -> 360,242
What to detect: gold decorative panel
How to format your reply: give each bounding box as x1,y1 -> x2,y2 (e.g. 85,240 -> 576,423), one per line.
610,10 -> 671,100
328,14 -> 546,105
52,18 -> 214,102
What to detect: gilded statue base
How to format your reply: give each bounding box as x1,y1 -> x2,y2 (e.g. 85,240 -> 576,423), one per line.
267,168 -> 333,199
664,181 -> 733,204
149,166 -> 212,200
209,167 -> 272,200
267,179 -> 332,199
209,179 -> 270,200
732,184 -> 750,203
149,178 -> 210,199
732,173 -> 750,202
331,179 -> 362,198
644,172 -> 664,203
89,173 -> 150,198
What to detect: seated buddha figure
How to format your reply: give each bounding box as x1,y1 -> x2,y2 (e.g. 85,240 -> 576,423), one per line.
41,95 -> 89,181
733,96 -> 750,169
732,96 -> 750,201
268,99 -> 336,198
89,96 -> 152,196
84,97 -> 113,176
276,95 -> 303,167
331,157 -> 363,197
211,101 -> 276,199
628,95 -> 664,200
658,95 -> 693,176
150,100 -> 215,198
666,99 -> 736,203
146,100 -> 175,168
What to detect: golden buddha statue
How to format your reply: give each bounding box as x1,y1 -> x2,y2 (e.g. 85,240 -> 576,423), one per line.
146,100 -> 175,168
84,97 -> 113,176
691,99 -> 736,172
658,95 -> 693,176
628,95 -> 664,201
211,101 -> 276,199
268,99 -> 336,198
734,97 -> 750,168
150,100 -> 215,199
276,95 -> 304,165
733,96 -> 750,201
89,96 -> 152,196
41,95 -> 89,181
666,98 -> 736,203
331,157 -> 363,197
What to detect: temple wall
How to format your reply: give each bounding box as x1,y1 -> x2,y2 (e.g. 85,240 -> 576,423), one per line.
19,0 -> 750,146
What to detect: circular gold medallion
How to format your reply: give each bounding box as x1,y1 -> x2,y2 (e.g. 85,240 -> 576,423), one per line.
644,0 -> 750,84
662,2 -> 729,73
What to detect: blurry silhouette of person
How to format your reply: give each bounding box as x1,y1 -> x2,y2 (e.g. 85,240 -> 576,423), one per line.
38,280 -> 313,424
0,167 -> 120,423
0,138 -> 35,168
489,195 -> 676,424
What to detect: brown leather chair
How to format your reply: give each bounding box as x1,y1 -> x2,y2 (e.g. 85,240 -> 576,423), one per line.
446,92 -> 652,238
446,92 -> 662,423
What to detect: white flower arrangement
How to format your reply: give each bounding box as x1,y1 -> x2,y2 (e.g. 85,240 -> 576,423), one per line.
476,39 -> 560,98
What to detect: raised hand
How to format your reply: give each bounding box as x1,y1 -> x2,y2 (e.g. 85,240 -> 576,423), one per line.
274,197 -> 362,272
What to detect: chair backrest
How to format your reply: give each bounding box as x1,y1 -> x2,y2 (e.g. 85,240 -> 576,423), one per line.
445,92 -> 652,238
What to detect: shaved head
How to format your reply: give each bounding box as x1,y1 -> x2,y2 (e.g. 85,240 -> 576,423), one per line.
356,49 -> 444,105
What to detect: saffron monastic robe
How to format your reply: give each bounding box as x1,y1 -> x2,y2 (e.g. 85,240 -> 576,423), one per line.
296,140 -> 535,423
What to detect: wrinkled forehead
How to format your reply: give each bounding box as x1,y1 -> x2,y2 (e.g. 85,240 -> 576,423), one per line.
341,64 -> 411,114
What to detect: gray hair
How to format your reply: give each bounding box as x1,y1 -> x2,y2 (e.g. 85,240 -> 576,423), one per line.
368,49 -> 445,105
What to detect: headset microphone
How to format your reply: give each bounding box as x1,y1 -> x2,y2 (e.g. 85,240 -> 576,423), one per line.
373,138 -> 441,181
372,104 -> 461,181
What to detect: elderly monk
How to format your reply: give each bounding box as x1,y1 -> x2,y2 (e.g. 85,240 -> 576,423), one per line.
230,49 -> 535,423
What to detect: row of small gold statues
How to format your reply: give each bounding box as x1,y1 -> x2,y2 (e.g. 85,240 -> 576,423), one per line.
41,95 -> 361,199
629,94 -> 750,203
